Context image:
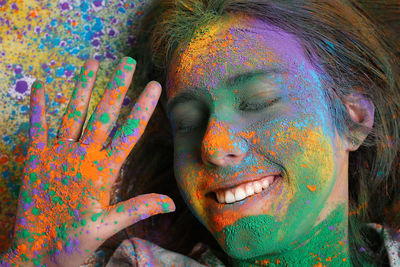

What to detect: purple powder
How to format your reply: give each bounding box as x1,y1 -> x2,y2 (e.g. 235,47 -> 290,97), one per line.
122,96 -> 131,106
61,3 -> 69,10
15,80 -> 28,93
93,1 -> 102,7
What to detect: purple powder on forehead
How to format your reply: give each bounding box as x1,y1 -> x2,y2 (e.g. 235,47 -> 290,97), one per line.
18,217 -> 27,226
15,80 -> 28,93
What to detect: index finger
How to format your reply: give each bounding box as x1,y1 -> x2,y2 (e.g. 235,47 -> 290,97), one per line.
107,81 -> 162,163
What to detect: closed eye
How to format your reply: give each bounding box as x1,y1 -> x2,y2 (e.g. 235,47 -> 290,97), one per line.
169,100 -> 209,134
239,97 -> 281,112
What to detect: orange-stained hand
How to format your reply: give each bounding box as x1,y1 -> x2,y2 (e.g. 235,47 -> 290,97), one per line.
0,57 -> 175,267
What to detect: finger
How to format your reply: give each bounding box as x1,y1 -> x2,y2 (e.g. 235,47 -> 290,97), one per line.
49,194 -> 174,267
107,81 -> 162,163
57,60 -> 99,141
29,81 -> 48,150
80,57 -> 136,146
99,193 -> 175,240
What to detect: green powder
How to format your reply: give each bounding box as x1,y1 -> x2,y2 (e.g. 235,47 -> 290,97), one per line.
116,205 -> 124,213
91,212 -> 103,222
126,57 -> 136,65
162,202 -> 170,212
222,206 -> 350,266
99,113 -> 110,124
31,207 -> 41,215
29,173 -> 37,183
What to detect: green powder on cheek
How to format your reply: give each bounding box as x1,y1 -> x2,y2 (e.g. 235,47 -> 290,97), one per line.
29,173 -> 37,183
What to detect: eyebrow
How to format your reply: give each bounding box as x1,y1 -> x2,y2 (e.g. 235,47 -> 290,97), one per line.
167,92 -> 204,117
167,67 -> 287,115
225,67 -> 287,87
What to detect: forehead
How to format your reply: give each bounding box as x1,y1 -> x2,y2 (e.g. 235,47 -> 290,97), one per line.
166,14 -> 318,99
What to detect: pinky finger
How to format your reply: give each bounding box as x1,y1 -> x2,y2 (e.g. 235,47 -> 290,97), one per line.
29,81 -> 48,150
99,194 -> 175,240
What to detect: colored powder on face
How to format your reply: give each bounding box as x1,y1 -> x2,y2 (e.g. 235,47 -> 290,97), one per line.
29,173 -> 37,183
31,207 -> 41,215
222,206 -> 348,266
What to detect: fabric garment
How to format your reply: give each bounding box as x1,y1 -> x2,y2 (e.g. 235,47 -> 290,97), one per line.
82,226 -> 400,267
105,238 -> 224,267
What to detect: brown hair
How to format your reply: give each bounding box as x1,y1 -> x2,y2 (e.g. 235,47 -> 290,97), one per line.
119,0 -> 400,265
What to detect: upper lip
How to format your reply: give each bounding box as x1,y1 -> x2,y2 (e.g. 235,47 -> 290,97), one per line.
206,172 -> 282,194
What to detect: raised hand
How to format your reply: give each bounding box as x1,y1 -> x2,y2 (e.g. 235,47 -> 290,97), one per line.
1,58 -> 175,267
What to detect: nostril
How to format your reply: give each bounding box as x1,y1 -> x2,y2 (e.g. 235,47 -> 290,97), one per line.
227,153 -> 242,158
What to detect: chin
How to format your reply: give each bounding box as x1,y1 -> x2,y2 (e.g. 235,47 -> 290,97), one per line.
213,213 -> 296,260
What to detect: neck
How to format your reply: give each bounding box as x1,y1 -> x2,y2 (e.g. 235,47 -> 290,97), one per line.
231,204 -> 351,266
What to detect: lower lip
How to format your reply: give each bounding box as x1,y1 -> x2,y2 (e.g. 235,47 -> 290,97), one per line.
207,175 -> 284,209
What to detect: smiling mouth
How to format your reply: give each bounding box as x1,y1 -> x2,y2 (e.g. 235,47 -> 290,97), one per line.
214,175 -> 282,204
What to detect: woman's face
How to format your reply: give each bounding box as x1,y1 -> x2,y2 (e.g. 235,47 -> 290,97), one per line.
166,15 -> 348,259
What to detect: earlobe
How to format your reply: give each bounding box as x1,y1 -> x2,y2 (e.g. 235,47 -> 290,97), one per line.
343,93 -> 375,151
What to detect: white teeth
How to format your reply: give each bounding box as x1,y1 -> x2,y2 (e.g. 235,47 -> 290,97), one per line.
253,181 -> 263,193
215,175 -> 279,204
234,188 -> 246,201
245,183 -> 255,196
261,179 -> 270,189
216,191 -> 225,203
225,190 -> 235,204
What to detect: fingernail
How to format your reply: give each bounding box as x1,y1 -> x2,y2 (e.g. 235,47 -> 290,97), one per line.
150,81 -> 161,88
159,197 -> 176,213
32,81 -> 42,90
125,57 -> 136,65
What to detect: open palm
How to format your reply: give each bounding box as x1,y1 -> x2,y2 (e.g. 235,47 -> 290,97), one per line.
2,58 -> 175,267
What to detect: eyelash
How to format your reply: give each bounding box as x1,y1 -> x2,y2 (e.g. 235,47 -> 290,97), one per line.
177,125 -> 200,133
239,97 -> 281,112
173,97 -> 281,133
175,117 -> 207,134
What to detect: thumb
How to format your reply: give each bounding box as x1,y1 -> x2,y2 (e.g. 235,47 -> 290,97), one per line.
99,193 -> 175,240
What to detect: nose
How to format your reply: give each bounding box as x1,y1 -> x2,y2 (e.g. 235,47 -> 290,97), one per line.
201,118 -> 248,167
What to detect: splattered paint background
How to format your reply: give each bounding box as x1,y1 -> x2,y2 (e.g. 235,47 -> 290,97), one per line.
0,0 -> 150,251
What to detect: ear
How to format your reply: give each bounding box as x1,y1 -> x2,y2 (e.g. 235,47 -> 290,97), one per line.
343,93 -> 375,151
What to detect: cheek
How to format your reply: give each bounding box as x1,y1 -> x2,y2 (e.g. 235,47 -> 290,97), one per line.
254,115 -> 337,204
173,147 -> 208,216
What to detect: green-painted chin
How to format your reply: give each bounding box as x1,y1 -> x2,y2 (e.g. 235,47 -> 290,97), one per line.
216,214 -> 286,260
215,204 -> 347,266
